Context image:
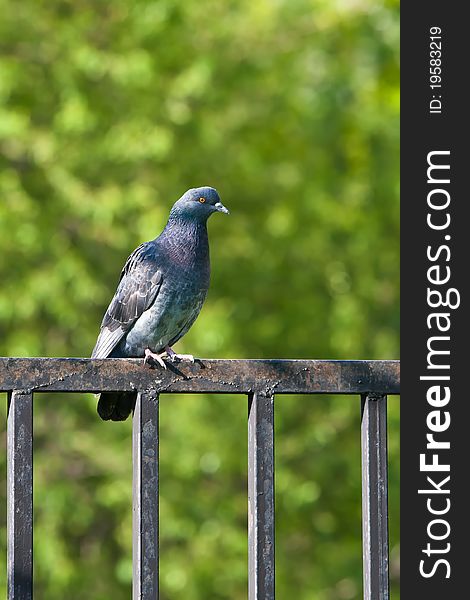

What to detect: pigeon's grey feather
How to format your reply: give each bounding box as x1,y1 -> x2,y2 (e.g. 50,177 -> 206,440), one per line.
92,186 -> 228,421
91,243 -> 163,359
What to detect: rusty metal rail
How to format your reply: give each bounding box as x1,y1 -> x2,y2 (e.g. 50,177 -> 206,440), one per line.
1,357 -> 400,600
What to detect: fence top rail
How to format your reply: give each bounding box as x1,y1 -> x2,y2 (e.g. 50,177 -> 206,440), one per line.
0,357 -> 400,395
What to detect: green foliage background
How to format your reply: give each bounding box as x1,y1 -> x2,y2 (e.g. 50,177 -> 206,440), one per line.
0,0 -> 399,598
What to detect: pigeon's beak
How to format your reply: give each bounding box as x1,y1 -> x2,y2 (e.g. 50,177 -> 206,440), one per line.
214,202 -> 230,215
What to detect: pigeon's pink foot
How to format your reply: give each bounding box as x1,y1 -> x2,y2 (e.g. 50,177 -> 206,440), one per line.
165,346 -> 195,363
144,348 -> 167,369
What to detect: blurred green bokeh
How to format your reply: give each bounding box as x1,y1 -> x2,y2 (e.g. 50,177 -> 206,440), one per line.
0,0 -> 399,598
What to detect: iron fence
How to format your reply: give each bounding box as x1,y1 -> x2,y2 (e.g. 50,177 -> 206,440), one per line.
1,357 -> 400,600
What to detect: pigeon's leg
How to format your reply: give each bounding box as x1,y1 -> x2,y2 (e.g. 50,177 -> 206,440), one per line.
144,348 -> 167,369
165,346 -> 195,363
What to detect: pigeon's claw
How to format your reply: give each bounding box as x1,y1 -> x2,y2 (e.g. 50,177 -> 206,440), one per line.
164,346 -> 195,363
176,353 -> 195,363
144,348 -> 167,369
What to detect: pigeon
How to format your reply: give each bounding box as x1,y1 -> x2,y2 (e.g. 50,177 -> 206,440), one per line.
92,186 -> 229,421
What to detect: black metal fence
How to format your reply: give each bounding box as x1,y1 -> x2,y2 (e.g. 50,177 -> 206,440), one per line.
1,357 -> 400,600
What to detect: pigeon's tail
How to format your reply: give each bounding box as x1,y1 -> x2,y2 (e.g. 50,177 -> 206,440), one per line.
97,392 -> 137,421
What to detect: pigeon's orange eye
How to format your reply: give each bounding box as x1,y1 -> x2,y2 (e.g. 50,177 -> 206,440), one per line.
199,197 -> 206,203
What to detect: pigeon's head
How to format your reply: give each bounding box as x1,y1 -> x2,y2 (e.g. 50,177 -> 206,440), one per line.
170,186 -> 229,222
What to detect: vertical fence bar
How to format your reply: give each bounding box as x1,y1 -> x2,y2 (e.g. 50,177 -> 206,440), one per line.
7,390 -> 33,600
248,392 -> 275,600
133,390 -> 159,600
361,393 -> 389,600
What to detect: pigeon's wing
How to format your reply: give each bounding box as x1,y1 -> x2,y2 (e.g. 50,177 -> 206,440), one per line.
91,242 -> 163,358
